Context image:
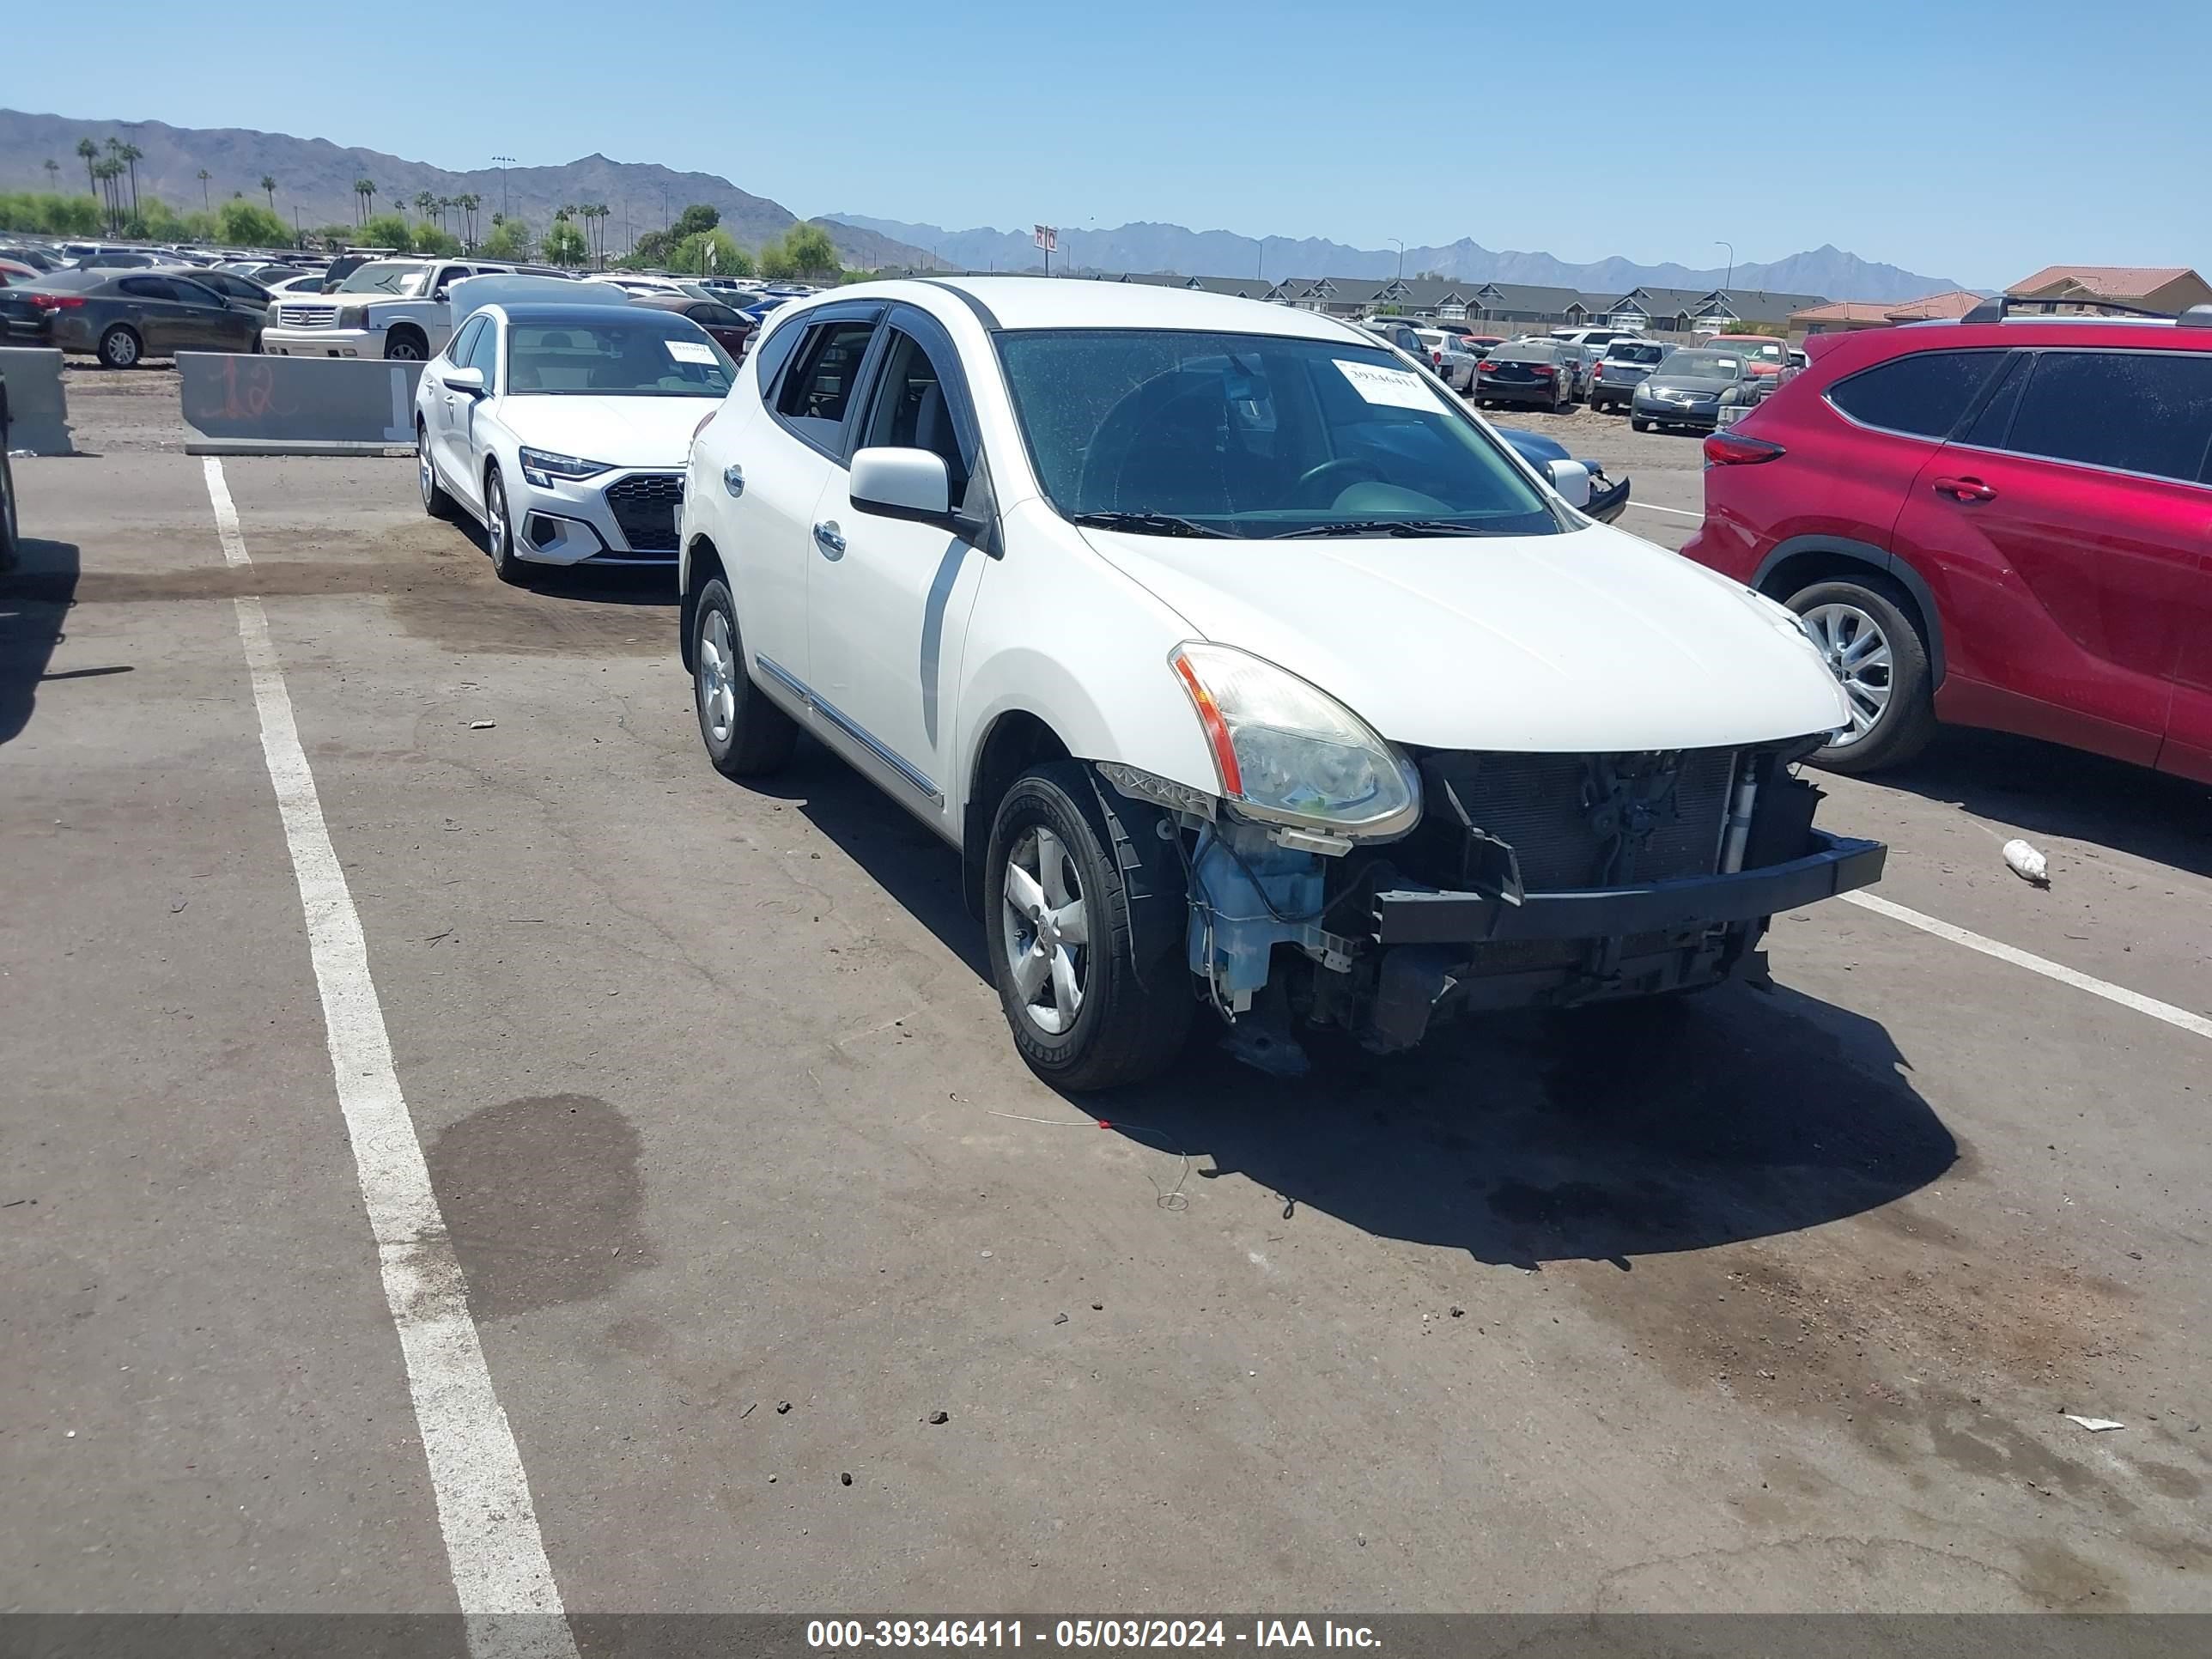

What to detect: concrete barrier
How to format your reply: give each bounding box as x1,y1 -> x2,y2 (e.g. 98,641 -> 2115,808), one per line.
0,348 -> 73,455
178,352 -> 425,455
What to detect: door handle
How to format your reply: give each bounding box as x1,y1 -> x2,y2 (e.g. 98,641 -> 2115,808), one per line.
812,520 -> 846,557
1933,476 -> 1996,502
722,463 -> 744,499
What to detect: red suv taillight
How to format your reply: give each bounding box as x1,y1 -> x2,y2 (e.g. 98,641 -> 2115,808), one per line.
29,293 -> 86,309
1703,431 -> 1786,466
1590,363 -> 1605,380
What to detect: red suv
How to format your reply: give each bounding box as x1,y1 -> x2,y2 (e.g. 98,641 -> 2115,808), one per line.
1681,305 -> 2212,782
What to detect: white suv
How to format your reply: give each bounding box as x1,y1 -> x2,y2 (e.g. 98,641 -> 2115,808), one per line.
679,279 -> 1880,1087
263,258 -> 514,362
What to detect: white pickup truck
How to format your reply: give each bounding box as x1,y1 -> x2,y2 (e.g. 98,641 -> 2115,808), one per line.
262,257 -> 517,362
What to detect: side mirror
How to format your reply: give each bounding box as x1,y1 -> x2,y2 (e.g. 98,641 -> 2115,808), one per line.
850,446 -> 952,525
1544,458 -> 1594,509
442,366 -> 487,398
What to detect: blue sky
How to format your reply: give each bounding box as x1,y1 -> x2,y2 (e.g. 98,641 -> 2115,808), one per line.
9,0 -> 2205,289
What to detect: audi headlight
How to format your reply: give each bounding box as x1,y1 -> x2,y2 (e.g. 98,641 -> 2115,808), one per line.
1170,642 -> 1420,838
520,447 -> 612,488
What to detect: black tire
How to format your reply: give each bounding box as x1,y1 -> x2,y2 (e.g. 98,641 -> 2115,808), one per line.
97,325 -> 142,369
416,422 -> 455,520
483,466 -> 530,585
0,448 -> 17,574
385,329 -> 428,362
1785,574 -> 1937,774
1631,416 -> 1650,432
984,762 -> 1194,1091
690,575 -> 797,777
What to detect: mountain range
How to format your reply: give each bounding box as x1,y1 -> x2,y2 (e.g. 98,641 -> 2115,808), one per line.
2,108 -> 1964,302
0,109 -> 941,270
826,216 -> 1965,303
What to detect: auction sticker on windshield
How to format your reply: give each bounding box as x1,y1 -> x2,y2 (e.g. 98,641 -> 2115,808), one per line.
666,339 -> 717,365
1334,358 -> 1448,415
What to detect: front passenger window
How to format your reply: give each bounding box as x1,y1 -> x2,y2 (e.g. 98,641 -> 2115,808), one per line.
465,319 -> 501,383
860,330 -> 971,495
774,320 -> 877,453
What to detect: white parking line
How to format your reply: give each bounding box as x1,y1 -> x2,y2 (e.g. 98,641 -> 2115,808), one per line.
203,456 -> 250,567
207,460 -> 577,1659
1627,501 -> 1702,520
1843,890 -> 2212,1043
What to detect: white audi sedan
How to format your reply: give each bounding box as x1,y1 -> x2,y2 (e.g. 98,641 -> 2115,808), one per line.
679,278 -> 1881,1088
415,297 -> 737,580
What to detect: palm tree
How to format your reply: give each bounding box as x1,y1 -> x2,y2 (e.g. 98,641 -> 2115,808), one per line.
414,189 -> 434,224
459,193 -> 481,246
76,137 -> 97,195
45,157 -> 61,190
112,141 -> 143,217
353,178 -> 377,227
94,157 -> 125,229
261,173 -> 276,211
197,168 -> 211,209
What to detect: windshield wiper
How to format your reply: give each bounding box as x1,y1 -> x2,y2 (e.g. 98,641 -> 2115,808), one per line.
1069,510 -> 1235,539
1270,519 -> 1484,539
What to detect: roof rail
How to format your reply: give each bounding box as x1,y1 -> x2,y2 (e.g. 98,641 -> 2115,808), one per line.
1962,294 -> 2178,323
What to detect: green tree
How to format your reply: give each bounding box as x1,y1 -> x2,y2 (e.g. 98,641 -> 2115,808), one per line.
457,193 -> 480,246
543,216 -> 586,267
261,173 -> 277,210
481,216 -> 533,260
362,211 -> 412,251
670,228 -> 750,277
354,177 -> 377,226
410,226 -> 461,258
414,190 -> 435,223
195,167 -> 211,208
624,228 -> 672,268
76,137 -> 98,195
216,199 -> 295,247
783,223 -> 839,277
757,238 -> 796,281
670,203 -> 720,240
45,158 -> 61,190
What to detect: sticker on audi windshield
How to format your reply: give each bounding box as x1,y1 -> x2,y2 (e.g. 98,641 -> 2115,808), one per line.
1334,359 -> 1448,415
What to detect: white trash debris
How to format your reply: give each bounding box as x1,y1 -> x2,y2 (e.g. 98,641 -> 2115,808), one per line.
467,720 -> 496,730
2063,1414 -> 2124,1432
2002,838 -> 2050,885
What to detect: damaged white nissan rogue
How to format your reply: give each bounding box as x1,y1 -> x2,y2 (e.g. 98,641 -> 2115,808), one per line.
678,277 -> 1884,1088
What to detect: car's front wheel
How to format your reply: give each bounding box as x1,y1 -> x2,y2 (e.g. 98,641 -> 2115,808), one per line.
483,466 -> 530,585
690,576 -> 797,777
417,422 -> 454,519
1788,575 -> 1937,773
985,763 -> 1193,1091
97,325 -> 141,369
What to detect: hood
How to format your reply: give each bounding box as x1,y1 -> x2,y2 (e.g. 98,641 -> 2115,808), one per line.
1645,372 -> 1739,394
500,394 -> 724,469
1078,522 -> 1850,753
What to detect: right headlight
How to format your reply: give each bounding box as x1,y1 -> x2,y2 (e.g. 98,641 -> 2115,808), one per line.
1170,642 -> 1420,839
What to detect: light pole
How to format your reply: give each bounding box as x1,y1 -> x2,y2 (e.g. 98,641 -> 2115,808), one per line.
1716,240 -> 1735,293
493,155 -> 515,220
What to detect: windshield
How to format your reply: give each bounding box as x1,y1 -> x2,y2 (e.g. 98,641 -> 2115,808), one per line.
506,319 -> 736,396
337,262 -> 433,296
996,329 -> 1561,538
1608,343 -> 1667,365
1716,337 -> 1787,362
1662,350 -> 1745,379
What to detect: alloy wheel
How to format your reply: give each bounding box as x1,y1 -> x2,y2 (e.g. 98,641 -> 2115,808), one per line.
697,608 -> 737,745
1802,601 -> 1893,746
999,826 -> 1089,1036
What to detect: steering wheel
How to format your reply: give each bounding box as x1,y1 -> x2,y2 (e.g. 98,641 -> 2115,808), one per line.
1291,457 -> 1382,507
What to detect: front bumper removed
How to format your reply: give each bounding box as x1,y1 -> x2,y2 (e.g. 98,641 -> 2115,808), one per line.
1372,831 -> 1885,945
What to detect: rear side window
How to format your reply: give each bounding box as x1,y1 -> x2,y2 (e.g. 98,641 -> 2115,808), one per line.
1998,350 -> 2212,484
773,319 -> 878,452
1828,349 -> 2005,438
118,276 -> 181,301
751,316 -> 806,396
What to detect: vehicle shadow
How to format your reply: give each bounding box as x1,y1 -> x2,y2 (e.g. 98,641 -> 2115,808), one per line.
1,537 -> 82,747
1874,726 -> 2211,879
761,744 -> 1955,1267
446,519 -> 679,608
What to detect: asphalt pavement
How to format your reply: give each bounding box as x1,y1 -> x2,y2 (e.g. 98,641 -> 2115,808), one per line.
4,377 -> 2209,1626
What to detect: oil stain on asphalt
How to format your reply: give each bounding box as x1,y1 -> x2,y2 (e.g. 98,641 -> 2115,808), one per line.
426,1093 -> 655,1317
